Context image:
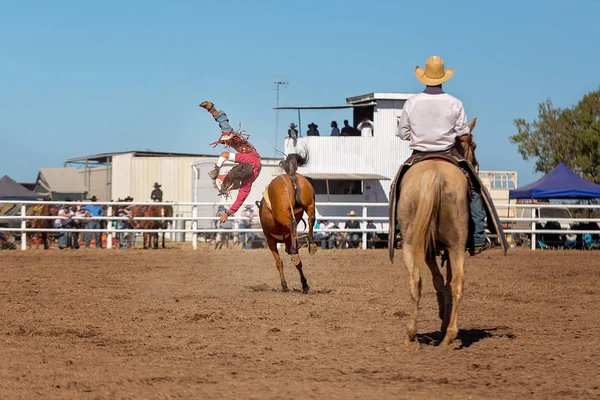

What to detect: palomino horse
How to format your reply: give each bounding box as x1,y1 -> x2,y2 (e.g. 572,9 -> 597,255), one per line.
397,118 -> 478,348
257,150 -> 318,294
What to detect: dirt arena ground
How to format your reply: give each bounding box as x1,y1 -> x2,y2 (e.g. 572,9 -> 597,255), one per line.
1,245 -> 599,399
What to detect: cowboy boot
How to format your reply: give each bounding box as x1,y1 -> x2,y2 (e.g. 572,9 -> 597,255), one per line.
200,101 -> 220,117
199,101 -> 214,111
208,164 -> 220,180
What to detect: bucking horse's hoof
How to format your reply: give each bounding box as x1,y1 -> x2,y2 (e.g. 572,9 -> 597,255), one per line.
308,243 -> 318,255
290,254 -> 301,265
302,285 -> 310,294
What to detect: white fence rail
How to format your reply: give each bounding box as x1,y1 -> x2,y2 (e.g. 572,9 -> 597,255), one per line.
1,201 -> 599,251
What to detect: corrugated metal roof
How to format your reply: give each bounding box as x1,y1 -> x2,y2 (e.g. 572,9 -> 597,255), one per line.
303,173 -> 390,180
346,92 -> 417,104
273,102 -> 376,110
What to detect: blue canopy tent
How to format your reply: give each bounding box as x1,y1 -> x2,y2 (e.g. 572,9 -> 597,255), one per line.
509,163 -> 600,199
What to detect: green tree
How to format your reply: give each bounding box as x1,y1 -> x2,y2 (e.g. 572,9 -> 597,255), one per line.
509,89 -> 600,183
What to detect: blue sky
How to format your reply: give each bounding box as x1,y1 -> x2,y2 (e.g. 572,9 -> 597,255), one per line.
1,0 -> 599,186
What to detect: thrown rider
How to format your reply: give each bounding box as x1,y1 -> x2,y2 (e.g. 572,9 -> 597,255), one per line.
396,55 -> 490,254
199,101 -> 262,224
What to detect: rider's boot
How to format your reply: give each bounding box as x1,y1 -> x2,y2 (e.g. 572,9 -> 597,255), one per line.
200,101 -> 219,117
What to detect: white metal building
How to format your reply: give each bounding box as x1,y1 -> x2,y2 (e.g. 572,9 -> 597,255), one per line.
279,92 -> 518,226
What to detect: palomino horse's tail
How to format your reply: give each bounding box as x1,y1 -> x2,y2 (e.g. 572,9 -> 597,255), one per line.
411,168 -> 445,261
280,147 -> 310,205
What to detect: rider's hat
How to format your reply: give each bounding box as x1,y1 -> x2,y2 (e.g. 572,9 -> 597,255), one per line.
414,56 -> 454,86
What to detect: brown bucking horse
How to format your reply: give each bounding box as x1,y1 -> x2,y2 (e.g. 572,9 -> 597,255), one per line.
395,118 -> 478,348
256,150 -> 318,294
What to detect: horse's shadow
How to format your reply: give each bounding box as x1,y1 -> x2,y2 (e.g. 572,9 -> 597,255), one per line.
416,326 -> 515,349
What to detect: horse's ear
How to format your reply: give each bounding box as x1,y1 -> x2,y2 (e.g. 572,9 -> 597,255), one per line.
468,117 -> 477,133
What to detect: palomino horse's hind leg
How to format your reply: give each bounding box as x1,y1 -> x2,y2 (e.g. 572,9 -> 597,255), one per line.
267,237 -> 288,292
307,203 -> 318,255
426,251 -> 445,324
441,247 -> 466,347
402,242 -> 422,345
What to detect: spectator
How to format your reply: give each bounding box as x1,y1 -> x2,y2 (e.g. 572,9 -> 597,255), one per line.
313,219 -> 323,246
85,195 -> 103,249
115,209 -> 129,249
54,204 -> 71,250
74,205 -> 90,249
287,123 -> 298,139
215,205 -> 233,249
330,221 -> 343,248
366,220 -> 378,248
63,202 -> 78,249
240,205 -> 256,249
344,210 -> 361,248
306,123 -> 320,136
330,121 -> 340,136
320,220 -> 335,249
357,118 -> 374,137
341,120 -> 357,136
151,183 -> 163,202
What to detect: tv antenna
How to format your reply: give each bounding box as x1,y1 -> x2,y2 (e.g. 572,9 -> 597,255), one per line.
273,77 -> 289,157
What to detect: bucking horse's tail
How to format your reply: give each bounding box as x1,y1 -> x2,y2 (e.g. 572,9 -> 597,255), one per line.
280,147 -> 310,205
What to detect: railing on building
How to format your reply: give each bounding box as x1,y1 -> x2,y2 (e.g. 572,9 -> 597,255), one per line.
0,201 -> 598,251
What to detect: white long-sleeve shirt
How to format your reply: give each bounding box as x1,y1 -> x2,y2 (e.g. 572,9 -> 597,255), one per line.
396,89 -> 471,152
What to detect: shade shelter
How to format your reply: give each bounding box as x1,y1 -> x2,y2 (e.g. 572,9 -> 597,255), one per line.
0,175 -> 43,200
509,163 -> 600,199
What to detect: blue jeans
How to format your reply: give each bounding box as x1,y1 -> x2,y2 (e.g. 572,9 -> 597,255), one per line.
215,111 -> 233,133
346,233 -> 360,248
86,221 -> 101,248
240,231 -> 252,248
321,235 -> 334,249
461,167 -> 487,247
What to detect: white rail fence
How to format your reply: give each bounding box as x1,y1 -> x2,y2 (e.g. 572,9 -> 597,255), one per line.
0,201 -> 599,251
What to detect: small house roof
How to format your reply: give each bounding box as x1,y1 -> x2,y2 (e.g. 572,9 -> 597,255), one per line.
35,167 -> 87,195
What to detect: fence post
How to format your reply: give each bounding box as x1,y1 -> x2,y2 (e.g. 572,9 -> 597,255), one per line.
192,205 -> 198,250
20,204 -> 27,251
530,207 -> 536,250
106,206 -> 113,250
361,205 -> 368,250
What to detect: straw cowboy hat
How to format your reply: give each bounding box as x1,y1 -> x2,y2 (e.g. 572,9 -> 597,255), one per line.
414,56 -> 454,86
348,210 -> 357,217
